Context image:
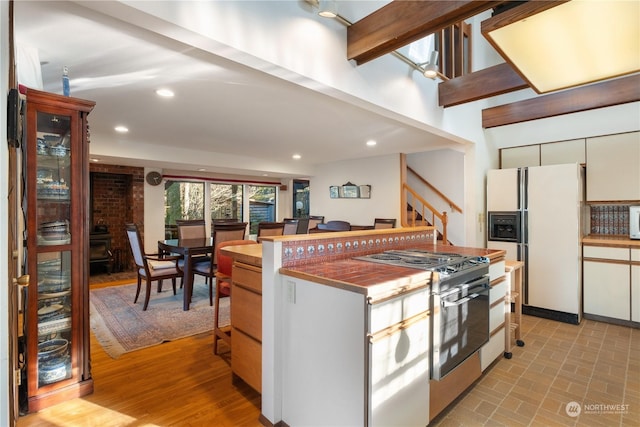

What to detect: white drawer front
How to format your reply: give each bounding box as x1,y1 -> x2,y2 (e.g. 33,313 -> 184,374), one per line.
490,280 -> 507,305
480,327 -> 505,371
369,286 -> 430,334
490,302 -> 505,331
489,261 -> 506,281
584,246 -> 628,260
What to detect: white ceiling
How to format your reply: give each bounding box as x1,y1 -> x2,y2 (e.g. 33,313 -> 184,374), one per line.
13,1 -> 463,179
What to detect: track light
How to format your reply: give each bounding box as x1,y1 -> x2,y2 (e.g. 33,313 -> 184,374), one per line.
318,0 -> 337,18
421,51 -> 439,79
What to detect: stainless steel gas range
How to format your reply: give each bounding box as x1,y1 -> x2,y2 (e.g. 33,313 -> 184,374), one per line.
355,249 -> 490,380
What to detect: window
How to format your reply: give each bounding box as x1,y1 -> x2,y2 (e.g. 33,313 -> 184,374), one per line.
210,183 -> 243,221
164,180 -> 204,223
293,180 -> 310,218
248,185 -> 276,235
164,179 -> 279,238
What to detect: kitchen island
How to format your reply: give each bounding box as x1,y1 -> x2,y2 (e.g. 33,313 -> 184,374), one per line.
258,227 -> 506,426
219,243 -> 263,392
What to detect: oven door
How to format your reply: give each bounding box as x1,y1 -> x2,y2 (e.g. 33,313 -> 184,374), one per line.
432,276 -> 490,380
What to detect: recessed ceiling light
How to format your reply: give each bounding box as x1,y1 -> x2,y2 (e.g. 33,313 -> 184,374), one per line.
292,154 -> 302,160
366,140 -> 377,147
156,88 -> 175,98
90,158 -> 100,162
114,126 -> 129,133
197,168 -> 206,172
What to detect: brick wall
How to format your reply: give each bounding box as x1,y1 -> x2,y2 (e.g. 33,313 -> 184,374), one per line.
89,164 -> 144,271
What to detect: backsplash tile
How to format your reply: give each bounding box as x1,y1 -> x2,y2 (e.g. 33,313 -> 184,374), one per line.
281,230 -> 435,267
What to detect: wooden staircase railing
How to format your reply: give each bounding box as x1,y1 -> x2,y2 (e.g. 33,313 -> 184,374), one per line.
400,154 -> 461,245
402,183 -> 449,244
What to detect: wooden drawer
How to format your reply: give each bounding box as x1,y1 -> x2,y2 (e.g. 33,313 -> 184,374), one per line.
232,262 -> 262,293
231,284 -> 262,340
232,328 -> 261,392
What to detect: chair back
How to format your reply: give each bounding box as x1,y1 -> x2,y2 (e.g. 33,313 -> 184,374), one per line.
125,223 -> 145,268
283,219 -> 299,235
216,239 -> 259,277
257,221 -> 285,242
374,218 -> 396,229
176,219 -> 206,239
212,222 -> 248,264
322,220 -> 351,231
307,215 -> 325,232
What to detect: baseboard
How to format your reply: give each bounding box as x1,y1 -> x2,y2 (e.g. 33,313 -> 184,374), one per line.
522,305 -> 580,325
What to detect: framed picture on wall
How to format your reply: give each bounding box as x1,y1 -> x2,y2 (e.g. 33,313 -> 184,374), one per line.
341,184 -> 359,198
358,185 -> 371,198
329,186 -> 340,199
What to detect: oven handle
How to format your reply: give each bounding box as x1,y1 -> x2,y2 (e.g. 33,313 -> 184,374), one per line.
440,278 -> 489,307
442,291 -> 485,307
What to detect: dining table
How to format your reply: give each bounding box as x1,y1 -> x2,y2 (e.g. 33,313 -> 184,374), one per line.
158,237 -> 213,311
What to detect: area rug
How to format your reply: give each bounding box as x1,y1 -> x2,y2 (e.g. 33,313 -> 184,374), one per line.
89,278 -> 227,359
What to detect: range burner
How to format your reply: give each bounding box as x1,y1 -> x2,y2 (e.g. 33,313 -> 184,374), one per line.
354,249 -> 489,290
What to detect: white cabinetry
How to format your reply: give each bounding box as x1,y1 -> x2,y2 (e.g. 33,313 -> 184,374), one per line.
586,132 -> 640,201
480,277 -> 507,371
480,260 -> 507,371
632,249 -> 640,323
583,246 -> 631,321
501,145 -> 539,168
540,139 -> 586,165
280,278 -> 430,426
501,139 -> 587,168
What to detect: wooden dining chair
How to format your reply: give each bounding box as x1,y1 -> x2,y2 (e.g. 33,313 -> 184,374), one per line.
307,215 -> 325,233
191,222 -> 247,305
175,219 -> 211,286
283,218 -> 299,235
125,223 -> 182,311
210,222 -> 248,265
373,218 -> 396,229
212,239 -> 259,355
257,221 -> 285,242
176,219 -> 206,239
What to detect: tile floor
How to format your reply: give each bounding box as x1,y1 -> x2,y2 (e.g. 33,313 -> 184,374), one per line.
432,315 -> 639,426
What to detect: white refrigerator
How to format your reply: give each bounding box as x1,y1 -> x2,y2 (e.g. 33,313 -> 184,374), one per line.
487,163 -> 584,324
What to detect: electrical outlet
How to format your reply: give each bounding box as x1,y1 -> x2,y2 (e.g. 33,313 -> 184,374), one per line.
287,281 -> 296,304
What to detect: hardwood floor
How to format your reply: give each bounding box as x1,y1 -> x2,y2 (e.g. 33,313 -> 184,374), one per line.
18,275 -> 262,427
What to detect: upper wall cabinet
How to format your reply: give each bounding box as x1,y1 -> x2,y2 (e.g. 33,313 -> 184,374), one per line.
540,139 -> 586,166
500,145 -> 539,169
586,132 -> 640,202
500,139 -> 586,169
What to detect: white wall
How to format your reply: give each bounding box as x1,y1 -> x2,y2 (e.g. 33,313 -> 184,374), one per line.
1,1 -> 11,423
407,149 -> 466,245
309,154 -> 401,226
143,168 -> 166,254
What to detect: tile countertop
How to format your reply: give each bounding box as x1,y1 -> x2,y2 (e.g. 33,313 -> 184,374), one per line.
280,244 -> 505,303
582,235 -> 640,248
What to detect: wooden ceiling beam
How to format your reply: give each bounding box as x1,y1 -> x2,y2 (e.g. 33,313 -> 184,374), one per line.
438,63 -> 528,107
347,0 -> 505,65
482,74 -> 640,128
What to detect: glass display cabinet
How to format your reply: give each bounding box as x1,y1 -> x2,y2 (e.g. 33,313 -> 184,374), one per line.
24,89 -> 95,411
